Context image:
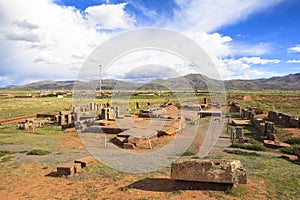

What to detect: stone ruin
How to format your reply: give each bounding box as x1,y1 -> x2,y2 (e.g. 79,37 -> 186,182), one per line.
229,102 -> 241,113
268,110 -> 300,128
18,116 -> 53,131
230,103 -> 276,139
58,110 -> 74,129
18,119 -> 44,130
171,159 -> 247,184
56,156 -> 98,176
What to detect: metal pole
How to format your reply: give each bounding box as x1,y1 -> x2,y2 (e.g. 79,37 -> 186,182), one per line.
99,65 -> 102,95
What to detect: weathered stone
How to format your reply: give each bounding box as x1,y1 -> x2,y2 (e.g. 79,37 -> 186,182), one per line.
74,156 -> 98,168
123,143 -> 135,149
171,159 -> 247,184
57,162 -> 78,176
74,163 -> 82,173
127,136 -> 147,145
263,140 -> 290,149
115,136 -> 128,144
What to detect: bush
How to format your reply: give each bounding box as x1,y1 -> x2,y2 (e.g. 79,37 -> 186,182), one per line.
280,147 -> 296,155
181,150 -> 196,156
26,149 -> 51,156
224,149 -> 261,156
285,137 -> 300,145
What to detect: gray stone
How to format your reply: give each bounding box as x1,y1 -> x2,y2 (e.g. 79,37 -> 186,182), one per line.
171,159 -> 247,184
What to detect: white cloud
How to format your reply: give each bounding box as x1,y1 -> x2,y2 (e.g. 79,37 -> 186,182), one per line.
287,59 -> 300,63
239,57 -> 280,64
0,0 -> 134,86
216,57 -> 281,80
171,0 -> 284,32
85,3 -> 136,30
186,32 -> 232,60
288,45 -> 300,53
0,0 -> 286,86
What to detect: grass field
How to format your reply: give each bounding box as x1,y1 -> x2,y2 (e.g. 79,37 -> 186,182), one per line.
0,89 -> 300,199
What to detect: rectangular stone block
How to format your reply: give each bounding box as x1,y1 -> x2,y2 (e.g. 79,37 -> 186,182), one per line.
57,162 -> 78,176
171,159 -> 247,184
74,156 -> 98,168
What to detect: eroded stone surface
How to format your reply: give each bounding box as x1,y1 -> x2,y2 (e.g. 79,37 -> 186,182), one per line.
171,159 -> 247,184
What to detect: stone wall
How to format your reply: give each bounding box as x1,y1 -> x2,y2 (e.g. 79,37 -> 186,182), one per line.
268,111 -> 300,128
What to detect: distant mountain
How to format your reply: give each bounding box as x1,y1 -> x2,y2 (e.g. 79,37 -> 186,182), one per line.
2,73 -> 300,91
224,73 -> 300,90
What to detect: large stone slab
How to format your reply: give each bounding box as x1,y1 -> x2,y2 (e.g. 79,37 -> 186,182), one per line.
263,140 -> 290,149
171,159 -> 247,184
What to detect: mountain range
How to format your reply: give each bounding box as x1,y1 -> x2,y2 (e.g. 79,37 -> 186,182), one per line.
2,73 -> 300,91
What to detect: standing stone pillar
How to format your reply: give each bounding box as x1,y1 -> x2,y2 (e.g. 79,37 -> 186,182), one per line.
60,115 -> 66,125
68,114 -> 73,125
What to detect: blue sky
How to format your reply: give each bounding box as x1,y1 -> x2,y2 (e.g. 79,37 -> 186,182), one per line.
0,0 -> 300,86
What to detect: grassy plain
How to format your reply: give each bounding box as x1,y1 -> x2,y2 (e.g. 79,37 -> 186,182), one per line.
0,89 -> 300,199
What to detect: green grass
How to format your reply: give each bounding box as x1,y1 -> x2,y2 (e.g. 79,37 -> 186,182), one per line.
242,156 -> 300,199
0,96 -> 72,119
0,124 -> 65,145
0,156 -> 14,162
224,149 -> 261,156
231,142 -> 268,151
0,150 -> 12,157
225,185 -> 249,197
280,146 -> 296,155
26,149 -> 51,155
285,137 -> 300,145
206,154 -> 300,199
181,150 -> 196,156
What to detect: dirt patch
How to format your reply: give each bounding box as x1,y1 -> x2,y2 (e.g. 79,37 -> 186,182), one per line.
0,162 -> 217,200
243,95 -> 252,102
284,128 -> 300,137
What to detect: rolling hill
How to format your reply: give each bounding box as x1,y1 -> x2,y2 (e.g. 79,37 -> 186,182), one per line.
2,73 -> 300,91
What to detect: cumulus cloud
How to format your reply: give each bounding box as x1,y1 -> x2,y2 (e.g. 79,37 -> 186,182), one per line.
0,0 -> 135,86
217,57 -> 281,79
84,3 -> 135,30
0,0 -> 285,86
288,45 -> 300,53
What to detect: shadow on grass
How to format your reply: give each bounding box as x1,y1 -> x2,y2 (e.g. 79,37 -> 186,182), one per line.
126,178 -> 233,192
45,172 -> 60,177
